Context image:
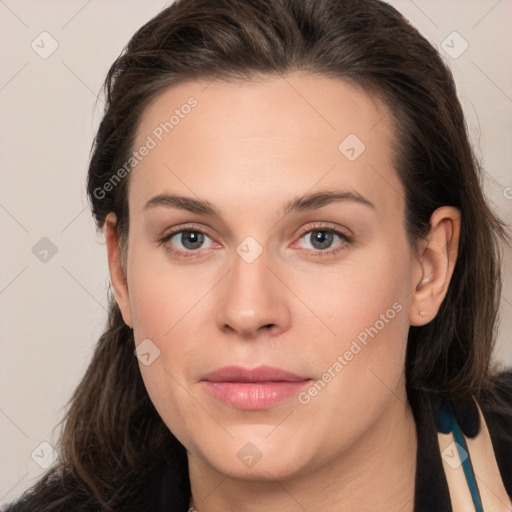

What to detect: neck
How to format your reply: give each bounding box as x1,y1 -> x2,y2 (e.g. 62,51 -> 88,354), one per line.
188,384 -> 418,512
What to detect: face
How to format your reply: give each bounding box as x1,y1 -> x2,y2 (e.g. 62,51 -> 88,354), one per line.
109,73 -> 429,480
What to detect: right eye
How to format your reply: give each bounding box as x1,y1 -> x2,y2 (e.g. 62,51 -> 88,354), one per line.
158,226 -> 220,258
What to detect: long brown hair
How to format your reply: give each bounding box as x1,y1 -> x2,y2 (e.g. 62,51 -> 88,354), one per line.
8,0 -> 510,509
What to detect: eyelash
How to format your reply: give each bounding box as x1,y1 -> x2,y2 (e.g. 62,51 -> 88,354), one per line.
156,222 -> 353,260
294,223 -> 353,259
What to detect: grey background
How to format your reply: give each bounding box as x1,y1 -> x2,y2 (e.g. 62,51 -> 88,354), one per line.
1,0 -> 511,504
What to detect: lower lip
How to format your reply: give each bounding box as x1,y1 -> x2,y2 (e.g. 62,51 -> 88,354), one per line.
202,381 -> 311,409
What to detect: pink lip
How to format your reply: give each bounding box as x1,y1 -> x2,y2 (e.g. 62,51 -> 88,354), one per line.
201,365 -> 312,410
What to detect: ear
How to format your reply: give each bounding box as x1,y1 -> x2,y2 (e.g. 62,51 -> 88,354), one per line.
104,212 -> 133,328
409,206 -> 461,326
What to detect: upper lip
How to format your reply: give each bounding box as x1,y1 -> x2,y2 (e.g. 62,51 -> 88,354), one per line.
201,365 -> 309,383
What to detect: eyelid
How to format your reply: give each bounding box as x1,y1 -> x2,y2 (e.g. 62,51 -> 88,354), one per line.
293,221 -> 354,246
160,223 -> 216,240
294,221 -> 353,241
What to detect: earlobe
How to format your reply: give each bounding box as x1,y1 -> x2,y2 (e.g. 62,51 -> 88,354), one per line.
409,206 -> 461,326
104,212 -> 133,328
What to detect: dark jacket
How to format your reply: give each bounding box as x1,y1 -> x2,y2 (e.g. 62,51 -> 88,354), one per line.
4,371 -> 512,511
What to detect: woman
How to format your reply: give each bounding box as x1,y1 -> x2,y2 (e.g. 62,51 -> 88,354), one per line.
4,0 -> 511,511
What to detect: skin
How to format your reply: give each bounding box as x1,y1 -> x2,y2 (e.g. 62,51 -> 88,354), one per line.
105,73 -> 460,512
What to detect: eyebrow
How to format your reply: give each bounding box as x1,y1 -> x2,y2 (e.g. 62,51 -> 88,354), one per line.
143,189 -> 375,216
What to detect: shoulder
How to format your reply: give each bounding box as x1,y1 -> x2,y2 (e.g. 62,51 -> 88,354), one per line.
1,469 -> 100,512
1,456 -> 184,512
478,368 -> 512,496
479,368 -> 512,436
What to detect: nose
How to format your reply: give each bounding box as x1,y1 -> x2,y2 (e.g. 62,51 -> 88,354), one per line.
216,246 -> 291,339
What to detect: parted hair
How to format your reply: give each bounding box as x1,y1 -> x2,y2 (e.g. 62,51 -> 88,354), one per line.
7,0 -> 510,510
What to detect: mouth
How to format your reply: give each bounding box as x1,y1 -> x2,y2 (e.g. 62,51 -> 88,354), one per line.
200,365 -> 312,410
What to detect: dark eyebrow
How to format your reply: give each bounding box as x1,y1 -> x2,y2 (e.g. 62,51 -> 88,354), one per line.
144,194 -> 217,215
143,189 -> 375,216
283,189 -> 375,215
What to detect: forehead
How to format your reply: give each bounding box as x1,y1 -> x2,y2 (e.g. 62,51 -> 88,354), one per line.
129,72 -> 403,218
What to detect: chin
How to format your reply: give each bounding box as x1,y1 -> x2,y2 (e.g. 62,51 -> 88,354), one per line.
210,450 -> 308,482
189,426 -> 318,481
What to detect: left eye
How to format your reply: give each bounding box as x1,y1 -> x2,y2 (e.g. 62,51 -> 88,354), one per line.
298,229 -> 349,251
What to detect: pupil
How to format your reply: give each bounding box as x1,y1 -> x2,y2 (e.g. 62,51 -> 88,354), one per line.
312,230 -> 332,250
182,231 -> 204,249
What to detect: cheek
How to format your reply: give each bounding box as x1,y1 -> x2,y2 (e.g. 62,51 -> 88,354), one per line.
128,243 -> 206,335
297,238 -> 412,408
138,360 -> 209,450
127,250 -> 214,440
296,236 -> 411,345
